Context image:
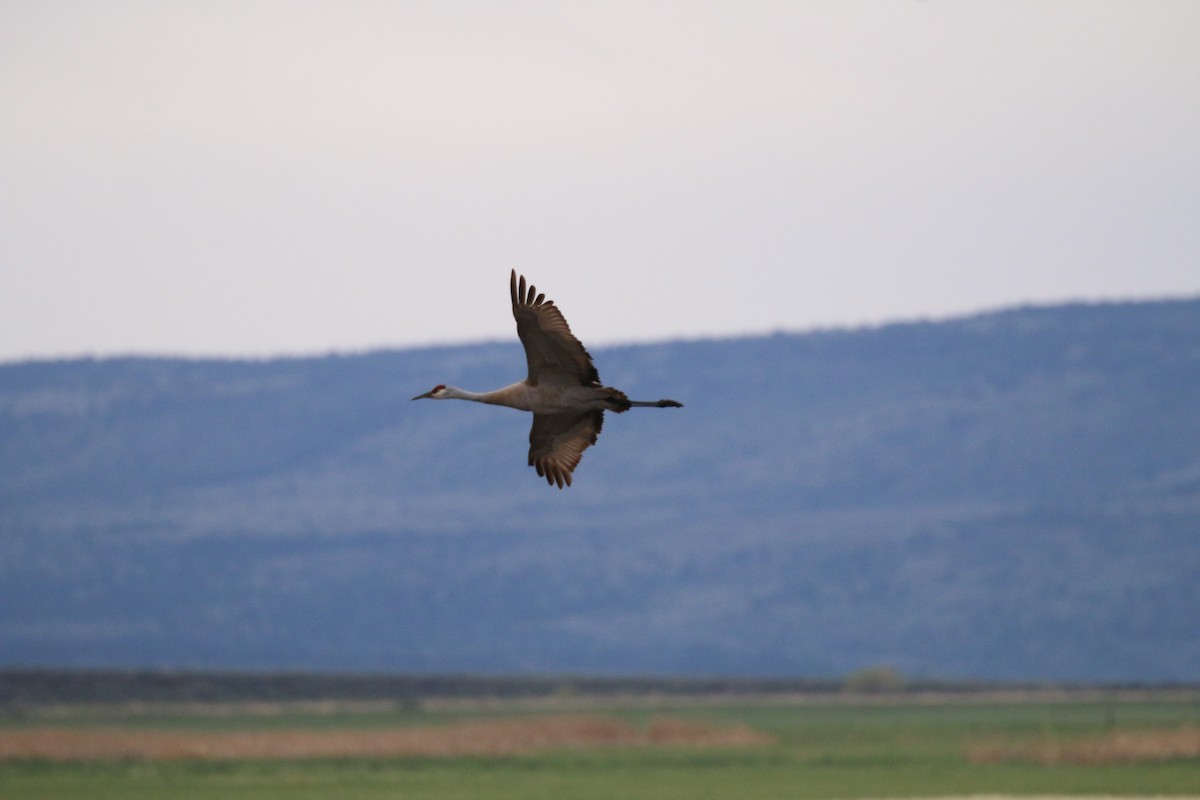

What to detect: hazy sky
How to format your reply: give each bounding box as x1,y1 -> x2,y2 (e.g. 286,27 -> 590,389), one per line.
3,1 -> 1198,362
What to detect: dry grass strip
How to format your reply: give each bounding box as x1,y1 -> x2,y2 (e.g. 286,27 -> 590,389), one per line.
0,714 -> 772,762
968,726 -> 1200,765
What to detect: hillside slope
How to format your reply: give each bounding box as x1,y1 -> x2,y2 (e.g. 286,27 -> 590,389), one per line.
2,299 -> 1198,679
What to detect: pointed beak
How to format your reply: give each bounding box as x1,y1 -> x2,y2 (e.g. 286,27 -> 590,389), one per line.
411,390 -> 434,400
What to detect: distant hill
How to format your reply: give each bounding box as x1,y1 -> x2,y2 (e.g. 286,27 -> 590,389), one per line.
2,299 -> 1198,680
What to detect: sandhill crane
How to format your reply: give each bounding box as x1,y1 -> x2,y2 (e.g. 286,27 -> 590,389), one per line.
412,271 -> 683,488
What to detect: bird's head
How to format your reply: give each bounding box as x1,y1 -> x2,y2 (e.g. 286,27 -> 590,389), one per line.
411,384 -> 449,400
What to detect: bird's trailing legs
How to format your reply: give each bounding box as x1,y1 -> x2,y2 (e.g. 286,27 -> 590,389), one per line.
628,399 -> 684,408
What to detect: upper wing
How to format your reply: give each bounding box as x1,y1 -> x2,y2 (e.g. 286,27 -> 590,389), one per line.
511,270 -> 600,387
528,410 -> 604,488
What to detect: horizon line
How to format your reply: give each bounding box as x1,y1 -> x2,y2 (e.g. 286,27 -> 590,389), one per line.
3,292 -> 1197,367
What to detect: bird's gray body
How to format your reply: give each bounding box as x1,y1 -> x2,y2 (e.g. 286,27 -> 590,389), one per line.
436,381 -> 626,415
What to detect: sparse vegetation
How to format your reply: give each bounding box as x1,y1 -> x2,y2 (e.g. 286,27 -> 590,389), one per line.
0,715 -> 770,761
843,665 -> 906,694
1,687 -> 1198,799
969,725 -> 1200,765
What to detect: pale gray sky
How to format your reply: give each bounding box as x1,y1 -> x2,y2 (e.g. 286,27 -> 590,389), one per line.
2,1 -> 1198,362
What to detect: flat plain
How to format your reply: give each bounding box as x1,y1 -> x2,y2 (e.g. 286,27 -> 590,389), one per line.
1,694 -> 1198,799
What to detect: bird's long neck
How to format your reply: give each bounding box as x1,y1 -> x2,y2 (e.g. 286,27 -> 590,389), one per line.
442,386 -> 494,402
443,383 -> 528,410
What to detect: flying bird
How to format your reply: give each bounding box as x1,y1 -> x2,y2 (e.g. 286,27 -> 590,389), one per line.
412,271 -> 683,488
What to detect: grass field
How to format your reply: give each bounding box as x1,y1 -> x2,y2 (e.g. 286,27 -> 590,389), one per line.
1,695 -> 1198,799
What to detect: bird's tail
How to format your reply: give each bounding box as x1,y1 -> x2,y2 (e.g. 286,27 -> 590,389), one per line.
601,387 -> 633,412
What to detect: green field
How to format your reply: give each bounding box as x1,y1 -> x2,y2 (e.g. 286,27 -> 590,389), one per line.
2,697 -> 1198,799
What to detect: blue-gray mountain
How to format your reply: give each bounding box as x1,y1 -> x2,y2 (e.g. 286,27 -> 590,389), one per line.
2,299 -> 1198,680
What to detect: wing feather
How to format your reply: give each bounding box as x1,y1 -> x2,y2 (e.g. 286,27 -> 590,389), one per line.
511,270 -> 600,387
528,410 -> 604,489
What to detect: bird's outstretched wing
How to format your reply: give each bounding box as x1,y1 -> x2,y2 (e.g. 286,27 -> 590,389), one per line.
528,410 -> 603,488
511,270 -> 600,387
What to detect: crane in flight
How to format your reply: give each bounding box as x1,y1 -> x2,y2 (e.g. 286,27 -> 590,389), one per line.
413,271 -> 683,488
